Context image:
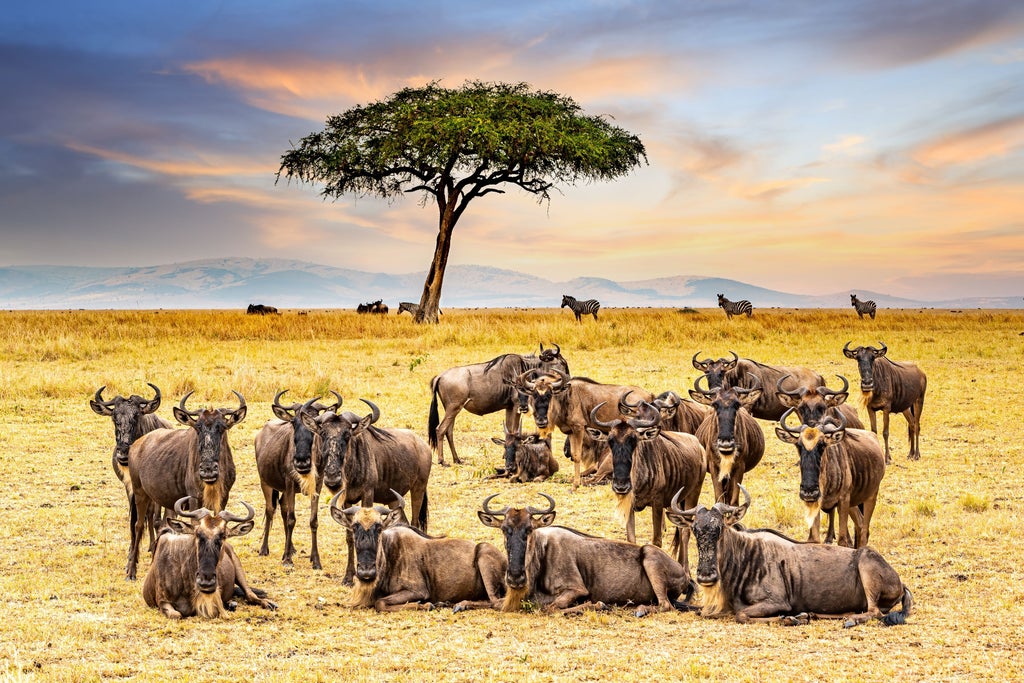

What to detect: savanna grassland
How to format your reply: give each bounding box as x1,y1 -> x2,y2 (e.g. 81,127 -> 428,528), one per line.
1,307 -> 1022,682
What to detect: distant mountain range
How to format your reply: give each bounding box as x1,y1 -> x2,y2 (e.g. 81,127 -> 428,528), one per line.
0,258 -> 1019,310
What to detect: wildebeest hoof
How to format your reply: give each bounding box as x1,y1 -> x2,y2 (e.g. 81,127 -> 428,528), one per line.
265,600 -> 279,611
843,618 -> 857,628
341,576 -> 354,587
780,613 -> 809,626
438,460 -> 451,467
225,600 -> 238,612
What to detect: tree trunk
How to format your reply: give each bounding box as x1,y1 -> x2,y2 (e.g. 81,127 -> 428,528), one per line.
414,205 -> 457,324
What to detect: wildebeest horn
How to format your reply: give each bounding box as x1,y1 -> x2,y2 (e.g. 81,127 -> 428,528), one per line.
93,386 -> 115,407
589,403 -> 619,430
874,341 -> 888,357
693,374 -> 716,397
481,493 -> 510,516
653,391 -> 679,409
174,496 -> 209,520
142,383 -> 162,412
325,390 -> 343,413
272,389 -> 290,412
328,490 -> 346,514
548,368 -> 569,389
360,398 -> 380,424
723,351 -> 739,368
817,375 -> 849,397
670,486 -> 701,518
300,397 -> 320,415
628,402 -> 659,429
515,369 -> 540,391
842,340 -> 859,358
219,501 -> 256,523
178,391 -> 200,417
618,390 -> 643,417
691,352 -> 711,371
230,390 -> 246,418
778,407 -> 804,435
822,409 -> 848,434
389,488 -> 406,512
550,343 -> 560,356
526,493 -> 556,516
734,374 -> 761,395
776,374 -> 805,399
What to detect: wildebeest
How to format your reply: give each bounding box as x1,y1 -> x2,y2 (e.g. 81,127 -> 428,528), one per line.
327,399 -> 432,585
357,299 -> 388,314
692,351 -> 825,421
775,408 -> 886,547
716,294 -> 752,318
775,374 -> 864,430
689,376 -> 765,506
651,390 -> 708,434
254,390 -> 342,569
142,496 -> 276,619
561,295 -> 600,322
330,490 -> 507,612
843,341 -> 927,462
490,429 -> 559,483
478,493 -> 695,617
246,303 -> 279,315
850,294 -> 877,319
126,391 -> 246,580
428,344 -> 569,465
666,485 -> 913,627
585,396 -> 706,577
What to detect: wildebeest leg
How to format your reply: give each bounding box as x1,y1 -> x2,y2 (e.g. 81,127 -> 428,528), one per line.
452,599 -> 500,612
281,488 -> 297,566
226,545 -> 277,610
258,485 -> 278,557
504,406 -> 521,439
436,399 -> 468,466
855,496 -> 876,548
735,599 -> 796,623
835,500 -> 854,548
374,589 -> 433,611
569,429 -> 586,489
343,528 -> 356,585
559,601 -> 610,615
126,489 -> 152,580
635,548 -> 674,617
822,508 -> 835,544
651,504 -> 664,548
584,450 -> 612,485
309,491 -> 321,570
625,509 -> 637,544
881,408 -> 892,465
159,602 -> 184,619
904,404 -> 921,461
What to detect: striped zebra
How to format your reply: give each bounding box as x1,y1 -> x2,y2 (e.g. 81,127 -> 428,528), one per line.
561,294 -> 600,322
717,293 -> 753,319
398,302 -> 442,317
850,294 -> 877,319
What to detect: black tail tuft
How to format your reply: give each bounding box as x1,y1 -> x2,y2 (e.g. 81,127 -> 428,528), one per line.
419,490 -> 429,531
882,587 -> 913,626
427,380 -> 440,450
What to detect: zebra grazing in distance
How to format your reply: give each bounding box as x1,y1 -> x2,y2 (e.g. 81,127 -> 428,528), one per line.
717,294 -> 753,319
398,302 -> 442,317
561,295 -> 600,322
851,294 -> 877,319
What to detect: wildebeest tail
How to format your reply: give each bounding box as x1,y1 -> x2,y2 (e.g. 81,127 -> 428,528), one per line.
428,377 -> 440,450
882,587 -> 914,626
419,490 -> 429,531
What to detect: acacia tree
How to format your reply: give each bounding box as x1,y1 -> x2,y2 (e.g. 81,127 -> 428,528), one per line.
277,80 -> 647,323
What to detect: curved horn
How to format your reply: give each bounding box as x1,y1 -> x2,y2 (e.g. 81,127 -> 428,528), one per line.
142,383 -> 162,411
822,408 -> 848,434
526,492 -> 556,516
389,489 -> 406,512
550,343 -> 560,356
775,374 -> 804,399
326,390 -> 343,413
618,390 -> 643,417
670,486 -> 701,517
219,501 -> 256,523
178,390 -> 200,416
515,368 -> 540,391
692,374 -> 716,397
817,374 -> 849,397
360,398 -> 380,425
329,490 -> 346,514
589,403 -> 619,430
738,484 -> 751,511
272,389 -> 289,411
875,341 -> 888,356
548,368 -> 569,390
628,401 -> 660,429
93,386 -> 116,407
734,374 -> 761,395
481,493 -> 510,516
778,407 -> 804,435
229,390 -> 246,419
691,351 -> 711,371
300,397 -> 320,414
842,340 -> 859,358
174,496 -> 209,520
723,351 -> 739,368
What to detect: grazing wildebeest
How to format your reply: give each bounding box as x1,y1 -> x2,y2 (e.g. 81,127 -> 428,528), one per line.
584,397 -> 706,578
254,390 -> 342,569
651,390 -> 708,434
843,341 -> 927,462
357,299 -> 388,314
561,295 -> 601,322
246,303 -> 279,315
775,409 -> 886,547
490,429 -> 559,483
428,344 -> 569,465
330,490 -> 507,612
90,384 -> 172,545
478,493 -> 695,617
716,294 -> 752,319
775,374 -> 864,429
850,294 -> 877,319
666,485 -> 913,627
126,391 -> 246,580
689,376 -> 765,506
142,496 -> 276,619
328,399 -> 432,585
692,351 -> 825,421
513,368 -> 653,488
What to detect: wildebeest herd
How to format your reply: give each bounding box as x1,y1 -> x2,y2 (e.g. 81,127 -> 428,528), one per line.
92,339 -> 923,627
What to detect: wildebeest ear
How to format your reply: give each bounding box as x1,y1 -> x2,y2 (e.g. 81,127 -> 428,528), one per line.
776,393 -> 800,408
584,427 -> 607,442
228,520 -> 255,538
354,413 -> 374,434
172,406 -> 195,426
89,399 -> 113,416
636,427 -> 661,441
523,434 -> 540,444
477,511 -> 504,528
664,510 -> 694,528
272,404 -> 294,421
775,427 -> 801,444
824,429 -> 846,445
824,392 -> 849,407
223,405 -> 246,428
299,410 -> 321,434
330,507 -> 356,529
165,518 -> 193,535
688,390 -> 714,406
382,508 -> 405,529
534,512 -> 556,528
738,389 -> 761,408
491,437 -> 506,446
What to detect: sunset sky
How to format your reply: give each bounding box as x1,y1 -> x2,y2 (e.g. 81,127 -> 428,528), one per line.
2,1 -> 1023,300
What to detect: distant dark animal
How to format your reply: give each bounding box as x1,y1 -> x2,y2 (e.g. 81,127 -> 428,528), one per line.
666,485 -> 912,627
843,342 -> 927,462
126,391 -> 246,580
478,493 -> 695,617
585,395 -> 706,578
689,376 -> 765,506
357,299 -> 388,314
850,294 -> 877,319
775,408 -> 886,547
428,344 -> 569,465
775,374 -> 864,430
651,391 -> 708,435
490,429 -> 559,483
330,490 -> 507,612
397,301 -> 441,317
254,390 -> 342,569
692,351 -> 825,421
716,294 -> 752,319
142,497 -> 276,619
246,304 -> 279,315
561,294 -> 600,322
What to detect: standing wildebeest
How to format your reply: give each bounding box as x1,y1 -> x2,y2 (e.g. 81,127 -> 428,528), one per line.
246,303 -> 279,315
328,399 -> 432,585
843,341 -> 927,462
692,351 -> 825,421
126,391 -> 246,580
850,294 -> 877,319
585,397 -> 706,578
490,429 -> 559,483
775,374 -> 864,430
143,497 -> 276,619
254,390 -> 342,569
651,390 -> 708,434
666,485 -> 913,627
716,294 -> 752,319
561,294 -> 601,322
689,376 -> 765,506
775,409 -> 885,547
428,344 -> 569,465
357,299 -> 388,314
478,493 -> 695,617
330,490 -> 507,612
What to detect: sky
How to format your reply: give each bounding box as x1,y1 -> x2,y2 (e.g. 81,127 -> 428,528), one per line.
2,1 -> 1023,300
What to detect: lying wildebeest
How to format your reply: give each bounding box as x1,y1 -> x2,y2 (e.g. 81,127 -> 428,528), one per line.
490,429 -> 559,483
246,303 -> 279,315
775,408 -> 885,547
478,493 -> 695,617
428,343 -> 569,465
651,390 -> 707,435
692,351 -> 825,421
142,496 -> 276,619
126,391 -> 246,580
843,341 -> 927,462
666,485 -> 913,627
585,396 -> 706,577
775,374 -> 864,429
330,490 -> 507,612
254,390 -> 342,569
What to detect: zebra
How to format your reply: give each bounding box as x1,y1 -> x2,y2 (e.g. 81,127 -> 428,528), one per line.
398,302 -> 442,316
561,294 -> 600,322
717,294 -> 752,319
851,294 -> 877,319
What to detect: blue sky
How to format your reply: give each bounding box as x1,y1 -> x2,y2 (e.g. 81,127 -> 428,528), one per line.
2,1 -> 1022,299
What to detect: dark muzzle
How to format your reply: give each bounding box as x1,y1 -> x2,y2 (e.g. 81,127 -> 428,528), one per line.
506,571 -> 527,589
800,488 -> 821,503
717,440 -> 736,455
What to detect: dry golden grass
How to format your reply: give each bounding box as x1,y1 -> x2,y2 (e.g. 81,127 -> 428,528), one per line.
1,307 -> 1023,682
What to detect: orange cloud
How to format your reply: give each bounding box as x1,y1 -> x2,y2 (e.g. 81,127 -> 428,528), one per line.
911,116 -> 1024,168
66,141 -> 266,178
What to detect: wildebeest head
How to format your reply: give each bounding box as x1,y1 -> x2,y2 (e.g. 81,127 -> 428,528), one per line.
173,391 -> 246,484
90,383 -> 162,466
274,390 -> 342,479
691,351 -> 739,390
492,429 -> 552,481
666,485 -> 750,588
538,342 -> 570,376
689,375 -> 761,456
843,341 -> 888,392
329,489 -> 404,584
776,374 -> 850,427
775,408 -> 846,503
513,368 -> 569,436
585,393 -> 660,497
477,493 -> 555,592
306,399 -> 378,493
